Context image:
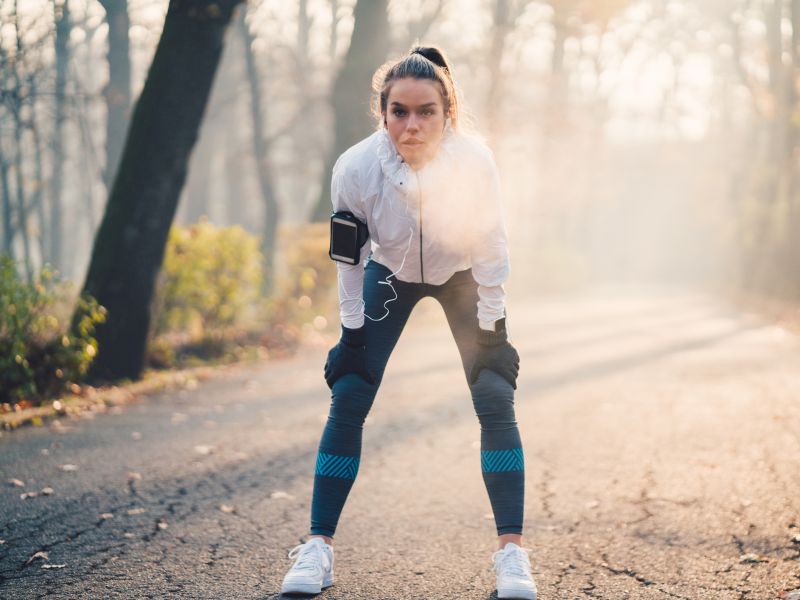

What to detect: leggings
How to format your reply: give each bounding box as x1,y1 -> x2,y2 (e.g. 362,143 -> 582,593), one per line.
310,258 -> 524,537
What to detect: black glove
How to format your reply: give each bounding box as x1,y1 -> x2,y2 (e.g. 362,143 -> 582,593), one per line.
324,325 -> 375,389
469,322 -> 520,390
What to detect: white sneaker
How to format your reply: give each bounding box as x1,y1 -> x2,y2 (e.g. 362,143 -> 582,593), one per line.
492,542 -> 537,600
280,537 -> 334,595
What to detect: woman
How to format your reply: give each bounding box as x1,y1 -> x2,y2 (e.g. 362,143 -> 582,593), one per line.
281,46 -> 536,600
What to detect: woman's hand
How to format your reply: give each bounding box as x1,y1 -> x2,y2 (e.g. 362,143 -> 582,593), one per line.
469,325 -> 520,389
324,325 -> 375,389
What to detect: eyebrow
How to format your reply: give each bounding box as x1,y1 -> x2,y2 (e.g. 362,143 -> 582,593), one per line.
390,101 -> 438,109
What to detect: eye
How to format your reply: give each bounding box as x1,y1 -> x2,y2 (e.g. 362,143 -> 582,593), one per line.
392,109 -> 406,117
421,109 -> 434,116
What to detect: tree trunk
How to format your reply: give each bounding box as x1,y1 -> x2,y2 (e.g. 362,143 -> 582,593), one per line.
13,107 -> 32,282
787,0 -> 800,296
76,0 -> 244,382
30,100 -> 48,266
487,0 -> 511,145
98,0 -> 131,189
12,0 -> 32,281
1,152 -> 13,258
329,0 -> 340,60
310,0 -> 389,222
50,0 -> 70,272
239,8 -> 278,293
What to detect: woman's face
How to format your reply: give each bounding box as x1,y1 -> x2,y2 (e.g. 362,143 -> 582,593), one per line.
384,77 -> 447,170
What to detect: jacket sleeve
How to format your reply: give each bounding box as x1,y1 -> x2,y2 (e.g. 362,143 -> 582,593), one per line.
331,156 -> 371,329
470,149 -> 510,330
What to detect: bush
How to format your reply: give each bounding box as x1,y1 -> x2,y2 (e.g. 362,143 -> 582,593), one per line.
0,256 -> 106,407
152,221 -> 264,339
146,221 -> 340,369
267,222 -> 339,341
148,221 -> 264,367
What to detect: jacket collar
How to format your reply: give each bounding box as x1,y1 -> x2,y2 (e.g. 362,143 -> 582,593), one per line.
376,121 -> 457,194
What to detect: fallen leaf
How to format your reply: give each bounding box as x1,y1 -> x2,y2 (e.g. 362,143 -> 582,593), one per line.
8,478 -> 24,487
792,534 -> 800,544
20,491 -> 39,500
40,487 -> 54,496
157,520 -> 168,530
25,551 -> 48,565
171,412 -> 188,424
585,500 -> 600,509
127,507 -> 147,515
99,513 -> 114,520
194,445 -> 214,456
219,504 -> 236,514
41,563 -> 66,569
60,464 -> 78,472
123,532 -> 135,539
270,491 -> 293,500
40,449 -> 49,456
739,553 -> 769,563
127,472 -> 142,481
0,539 -> 5,545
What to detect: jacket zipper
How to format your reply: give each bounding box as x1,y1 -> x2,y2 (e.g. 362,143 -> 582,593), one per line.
415,170 -> 424,283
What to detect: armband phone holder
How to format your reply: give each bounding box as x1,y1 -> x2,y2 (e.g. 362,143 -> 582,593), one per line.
330,211 -> 369,265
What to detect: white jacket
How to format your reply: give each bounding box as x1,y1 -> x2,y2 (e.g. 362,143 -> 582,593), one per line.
332,123 -> 510,330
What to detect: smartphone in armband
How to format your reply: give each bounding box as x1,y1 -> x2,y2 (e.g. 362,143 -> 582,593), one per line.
329,211 -> 369,265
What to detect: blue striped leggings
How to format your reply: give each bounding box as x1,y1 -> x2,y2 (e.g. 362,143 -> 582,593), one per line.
310,259 -> 524,537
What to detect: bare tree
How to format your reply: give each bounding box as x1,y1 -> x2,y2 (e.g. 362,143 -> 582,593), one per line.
400,0 -> 447,51
1,37 -> 14,258
329,0 -> 341,61
76,0 -> 245,382
97,0 -> 131,189
49,0 -> 70,272
311,0 -> 389,222
11,0 -> 33,281
238,7 -> 279,289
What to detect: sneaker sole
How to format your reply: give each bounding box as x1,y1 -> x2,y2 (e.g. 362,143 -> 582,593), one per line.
497,588 -> 537,600
280,576 -> 333,595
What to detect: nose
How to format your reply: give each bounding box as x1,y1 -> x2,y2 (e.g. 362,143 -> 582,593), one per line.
406,113 -> 419,132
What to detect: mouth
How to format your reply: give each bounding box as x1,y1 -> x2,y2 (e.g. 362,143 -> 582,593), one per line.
403,139 -> 423,146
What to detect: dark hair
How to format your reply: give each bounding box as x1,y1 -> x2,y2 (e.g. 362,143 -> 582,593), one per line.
372,45 -> 461,130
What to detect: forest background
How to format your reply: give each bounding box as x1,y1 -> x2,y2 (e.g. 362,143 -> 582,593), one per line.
2,0 -> 798,412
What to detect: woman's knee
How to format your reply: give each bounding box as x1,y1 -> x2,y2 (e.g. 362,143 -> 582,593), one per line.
470,368 -> 516,417
330,374 -> 380,423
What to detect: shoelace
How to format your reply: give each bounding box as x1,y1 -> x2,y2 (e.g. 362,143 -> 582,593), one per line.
288,542 -> 325,574
492,546 -> 533,578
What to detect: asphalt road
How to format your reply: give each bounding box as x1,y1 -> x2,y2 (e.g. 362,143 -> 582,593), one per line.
1,288 -> 799,599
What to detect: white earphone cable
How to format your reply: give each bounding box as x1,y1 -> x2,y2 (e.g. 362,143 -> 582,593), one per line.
337,177 -> 416,322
